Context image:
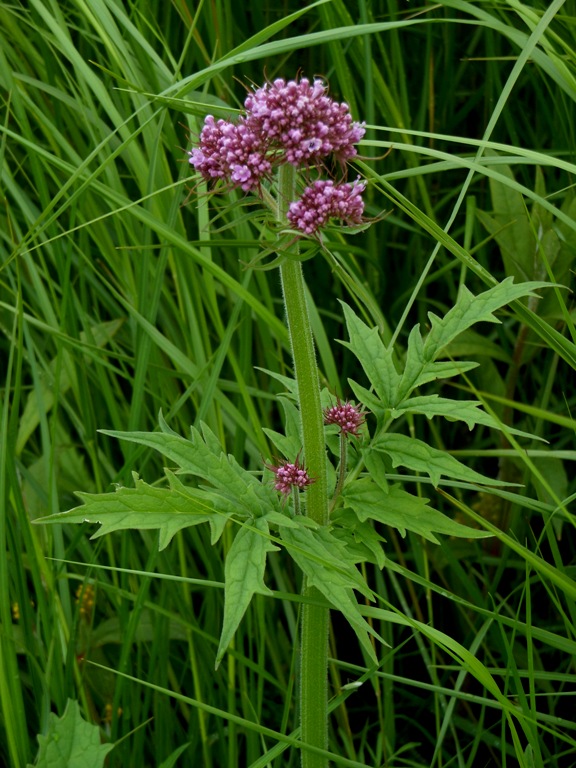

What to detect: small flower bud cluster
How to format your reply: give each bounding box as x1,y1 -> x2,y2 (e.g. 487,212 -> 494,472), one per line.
266,457 -> 315,497
323,399 -> 365,437
287,179 -> 366,235
190,77 -> 366,227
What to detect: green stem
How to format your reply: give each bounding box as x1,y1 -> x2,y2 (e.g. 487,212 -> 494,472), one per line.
277,163 -> 330,768
330,433 -> 348,512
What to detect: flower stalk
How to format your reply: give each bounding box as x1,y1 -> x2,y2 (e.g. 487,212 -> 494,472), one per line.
277,162 -> 330,767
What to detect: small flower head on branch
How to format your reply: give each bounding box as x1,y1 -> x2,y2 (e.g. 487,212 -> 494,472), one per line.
323,399 -> 366,438
265,456 -> 316,497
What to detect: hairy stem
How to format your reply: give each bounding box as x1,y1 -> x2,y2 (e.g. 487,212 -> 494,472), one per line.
277,163 -> 330,768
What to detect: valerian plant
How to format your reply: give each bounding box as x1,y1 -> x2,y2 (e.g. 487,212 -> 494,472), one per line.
38,77 -> 548,768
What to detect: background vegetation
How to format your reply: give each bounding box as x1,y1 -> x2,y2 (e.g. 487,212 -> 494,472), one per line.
1,0 -> 575,766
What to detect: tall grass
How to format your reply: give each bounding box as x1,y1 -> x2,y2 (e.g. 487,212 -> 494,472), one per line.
1,1 -> 575,766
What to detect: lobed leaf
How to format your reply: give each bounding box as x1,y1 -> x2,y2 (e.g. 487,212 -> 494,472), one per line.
371,433 -> 512,488
341,280 -> 548,414
343,480 -> 491,543
397,278 -> 548,401
280,524 -> 382,663
422,278 -> 547,361
28,699 -> 114,768
100,417 -> 280,518
340,301 -> 399,408
216,518 -> 278,669
390,394 -> 544,440
35,472 -> 230,550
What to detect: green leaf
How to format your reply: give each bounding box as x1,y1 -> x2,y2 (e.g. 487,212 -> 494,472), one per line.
28,699 -> 114,768
331,508 -> 387,569
340,280 -> 547,414
343,479 -> 491,544
397,279 -> 548,401
476,163 -> 535,282
35,471 -> 230,550
423,278 -> 547,360
340,301 -> 400,408
216,518 -> 278,669
16,320 -> 123,455
100,418 -> 279,518
390,394 -> 544,440
262,395 -> 303,459
371,433 -> 511,488
280,524 -> 382,663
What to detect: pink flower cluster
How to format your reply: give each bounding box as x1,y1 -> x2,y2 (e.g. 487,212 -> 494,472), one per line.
323,399 -> 365,437
287,179 -> 366,235
190,77 -> 365,205
189,116 -> 272,192
244,78 -> 365,166
266,457 -> 315,497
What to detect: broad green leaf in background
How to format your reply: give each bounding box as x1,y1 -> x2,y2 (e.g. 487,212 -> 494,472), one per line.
216,517 -> 278,668
476,162 -> 536,282
476,164 -> 576,289
28,699 -> 114,768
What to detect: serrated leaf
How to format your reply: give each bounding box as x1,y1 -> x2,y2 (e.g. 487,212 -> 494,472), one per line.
347,379 -> 384,416
362,449 -> 389,494
35,472 -> 230,550
331,508 -> 387,568
399,358 -> 479,399
343,479 -> 491,543
280,524 -> 382,663
262,509 -> 303,528
441,329 -> 511,362
340,302 -> 400,407
262,395 -> 303,458
397,279 -> 547,402
390,394 -> 544,441
371,433 -> 510,488
100,420 -> 278,518
216,518 -> 278,668
423,278 -> 546,360
29,699 -> 114,768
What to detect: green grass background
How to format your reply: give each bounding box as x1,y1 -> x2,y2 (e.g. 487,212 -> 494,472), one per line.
1,1 -> 576,766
